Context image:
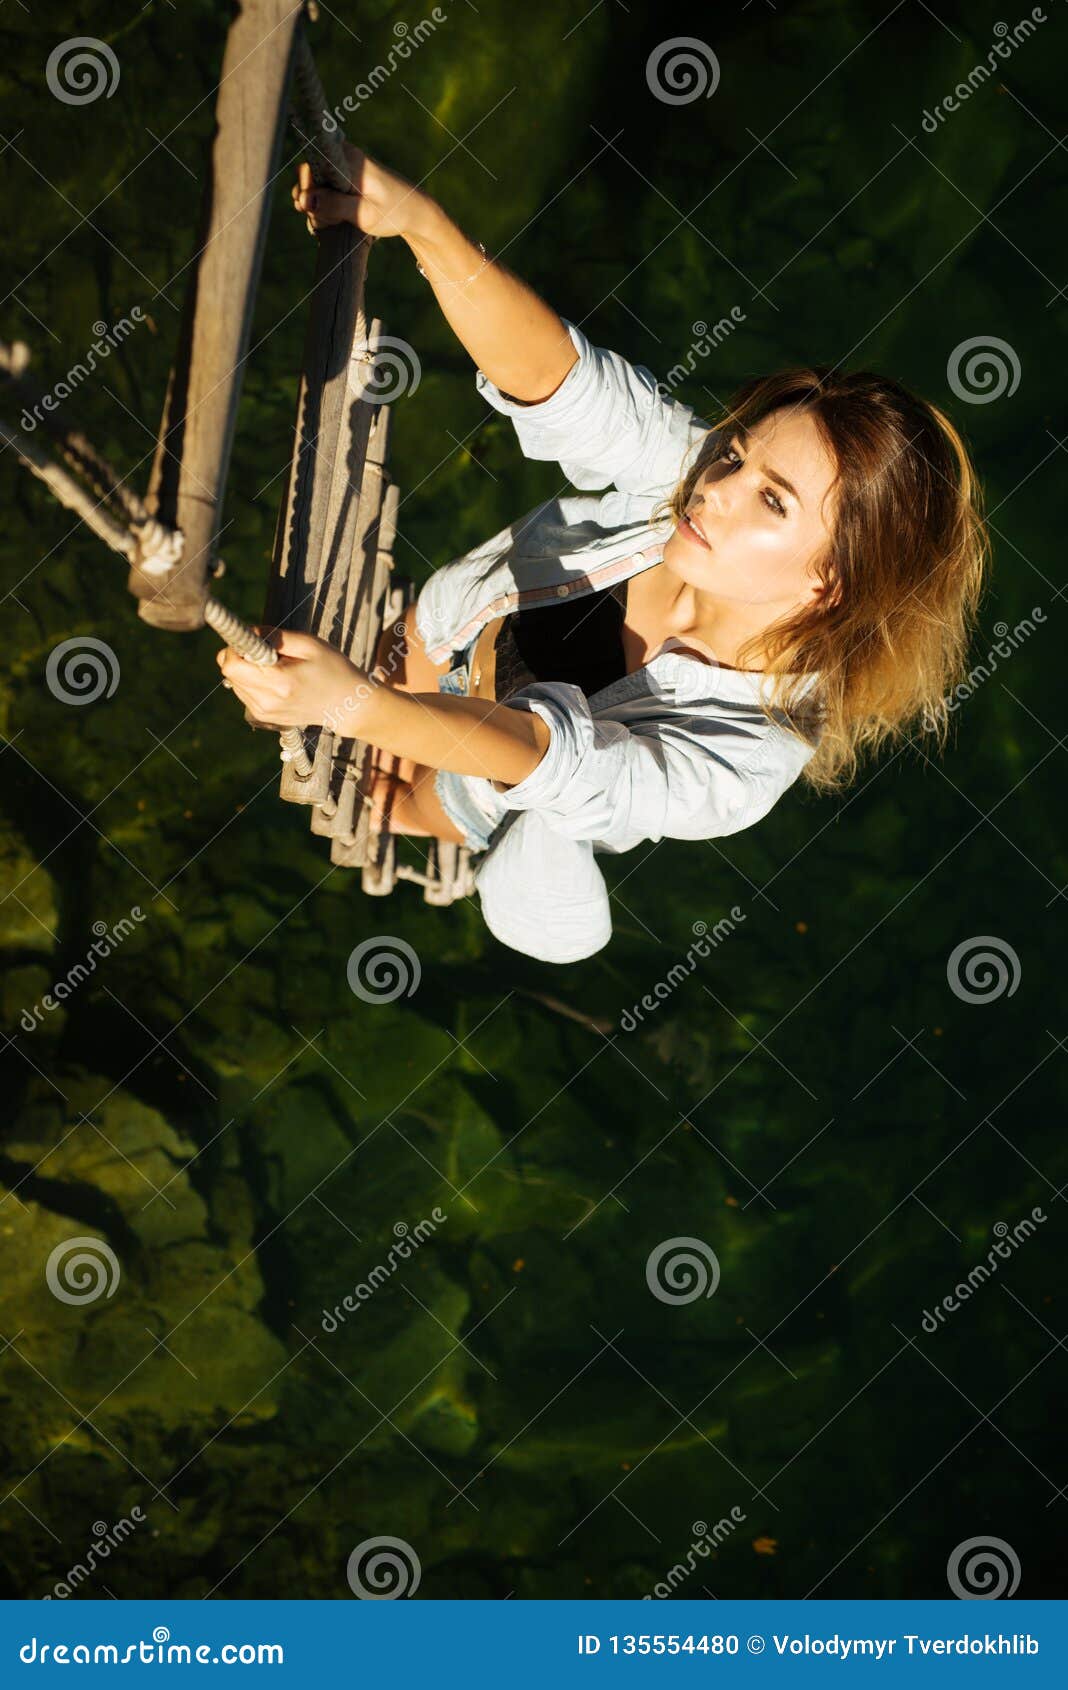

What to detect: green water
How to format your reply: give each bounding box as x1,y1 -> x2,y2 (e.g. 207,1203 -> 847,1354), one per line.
1,0 -> 1065,1599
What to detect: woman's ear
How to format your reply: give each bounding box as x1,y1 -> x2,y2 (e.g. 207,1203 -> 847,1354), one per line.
805,574 -> 842,612
806,548 -> 843,610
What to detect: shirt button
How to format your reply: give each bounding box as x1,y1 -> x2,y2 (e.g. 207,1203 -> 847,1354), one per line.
556,584 -> 569,596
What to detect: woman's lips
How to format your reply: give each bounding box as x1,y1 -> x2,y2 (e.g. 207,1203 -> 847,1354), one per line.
678,512 -> 711,551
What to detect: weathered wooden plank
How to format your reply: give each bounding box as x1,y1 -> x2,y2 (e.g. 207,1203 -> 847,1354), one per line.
135,0 -> 304,630
319,383 -> 395,840
318,458 -> 401,852
274,291 -> 378,805
266,229 -> 372,638
298,328 -> 390,829
309,316 -> 382,649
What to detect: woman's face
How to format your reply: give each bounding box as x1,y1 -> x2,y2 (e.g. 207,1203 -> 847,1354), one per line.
662,406 -> 839,610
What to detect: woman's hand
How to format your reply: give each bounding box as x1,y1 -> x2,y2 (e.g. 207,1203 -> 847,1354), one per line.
216,628 -> 372,736
217,625 -> 550,786
291,144 -> 434,241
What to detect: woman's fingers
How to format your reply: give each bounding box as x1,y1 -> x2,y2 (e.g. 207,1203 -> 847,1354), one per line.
291,157 -> 364,232
291,181 -> 358,231
290,163 -> 320,232
216,645 -> 234,689
291,181 -> 322,221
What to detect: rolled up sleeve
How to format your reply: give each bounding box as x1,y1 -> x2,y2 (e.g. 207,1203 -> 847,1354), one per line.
476,318 -> 712,499
495,682 -> 756,848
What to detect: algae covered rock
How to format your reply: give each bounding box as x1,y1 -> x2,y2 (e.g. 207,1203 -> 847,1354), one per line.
0,820 -> 59,953
0,1072 -> 289,1501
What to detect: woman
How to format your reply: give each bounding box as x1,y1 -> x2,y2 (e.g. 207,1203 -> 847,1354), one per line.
218,148 -> 989,964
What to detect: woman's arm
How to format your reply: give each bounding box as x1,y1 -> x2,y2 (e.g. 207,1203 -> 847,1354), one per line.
342,679 -> 553,787
293,149 -> 578,404
295,149 -> 709,497
406,198 -> 578,405
216,630 -> 551,786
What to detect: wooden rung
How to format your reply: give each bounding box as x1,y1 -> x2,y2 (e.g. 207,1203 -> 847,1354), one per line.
360,832 -> 397,894
309,803 -> 337,837
279,717 -> 332,805
329,804 -> 373,867
331,765 -> 361,845
423,841 -> 478,907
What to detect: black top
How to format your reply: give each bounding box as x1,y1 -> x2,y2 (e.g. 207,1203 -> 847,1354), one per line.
492,579 -> 630,703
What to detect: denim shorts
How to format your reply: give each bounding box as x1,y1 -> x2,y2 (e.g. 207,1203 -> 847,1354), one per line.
433,636 -> 510,854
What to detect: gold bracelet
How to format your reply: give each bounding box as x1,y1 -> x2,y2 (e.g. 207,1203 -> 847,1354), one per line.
416,240 -> 488,284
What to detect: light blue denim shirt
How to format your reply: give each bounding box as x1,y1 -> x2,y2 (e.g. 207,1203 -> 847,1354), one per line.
414,319 -> 822,964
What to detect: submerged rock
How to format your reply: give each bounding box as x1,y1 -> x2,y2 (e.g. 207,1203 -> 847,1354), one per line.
0,821 -> 59,953
0,1072 -> 288,1539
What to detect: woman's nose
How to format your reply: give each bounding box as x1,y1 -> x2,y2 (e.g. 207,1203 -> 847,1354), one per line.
696,483 -> 725,522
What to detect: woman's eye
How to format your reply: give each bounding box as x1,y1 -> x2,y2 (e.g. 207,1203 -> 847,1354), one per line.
763,489 -> 787,518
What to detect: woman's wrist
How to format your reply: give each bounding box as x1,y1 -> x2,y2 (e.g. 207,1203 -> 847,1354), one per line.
323,665 -> 380,739
337,678 -> 550,787
402,192 -> 449,254
404,197 -> 489,286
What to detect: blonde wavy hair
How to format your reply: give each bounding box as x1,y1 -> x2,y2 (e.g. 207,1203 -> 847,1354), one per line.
653,368 -> 991,793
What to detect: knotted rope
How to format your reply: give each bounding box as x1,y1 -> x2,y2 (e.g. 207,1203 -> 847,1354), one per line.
2,338 -> 310,779
0,340 -> 183,578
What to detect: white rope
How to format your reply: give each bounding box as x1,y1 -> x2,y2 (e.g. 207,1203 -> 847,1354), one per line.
1,339 -> 184,580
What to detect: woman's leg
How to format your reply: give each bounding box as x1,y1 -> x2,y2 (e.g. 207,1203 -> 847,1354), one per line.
364,616 -> 468,844
370,609 -> 450,693
366,757 -> 466,843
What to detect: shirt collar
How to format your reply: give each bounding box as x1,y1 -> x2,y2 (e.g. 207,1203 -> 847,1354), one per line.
647,643 -> 824,709
646,646 -> 770,704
